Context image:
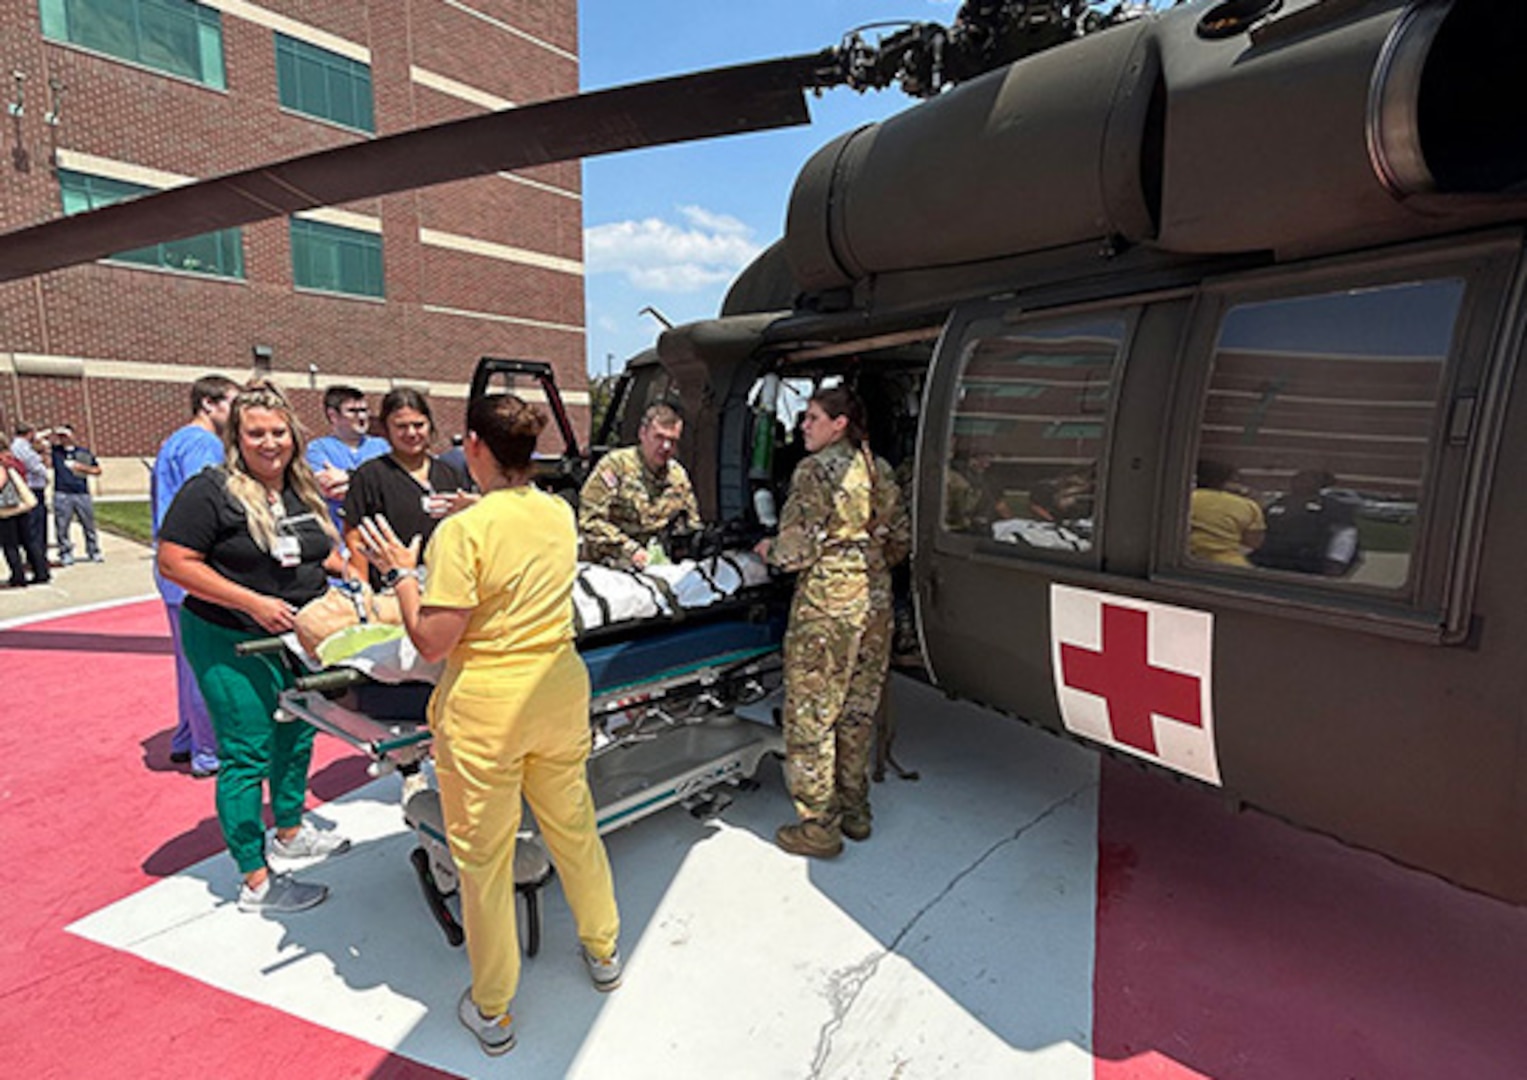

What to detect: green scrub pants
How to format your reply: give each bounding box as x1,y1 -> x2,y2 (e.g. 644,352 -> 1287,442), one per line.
179,607 -> 316,873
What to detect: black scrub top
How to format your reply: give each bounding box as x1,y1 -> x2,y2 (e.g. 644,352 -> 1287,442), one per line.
160,469 -> 332,632
343,454 -> 466,589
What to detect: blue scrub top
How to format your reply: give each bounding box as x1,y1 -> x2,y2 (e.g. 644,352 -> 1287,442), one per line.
151,424 -> 225,603
307,434 -> 390,534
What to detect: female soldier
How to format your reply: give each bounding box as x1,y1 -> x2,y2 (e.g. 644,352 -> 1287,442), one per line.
756,386 -> 910,858
357,393 -> 620,1057
158,383 -> 351,914
344,386 -> 471,589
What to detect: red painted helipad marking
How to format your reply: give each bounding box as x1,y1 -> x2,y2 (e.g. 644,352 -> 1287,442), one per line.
1060,604 -> 1202,754
1092,758 -> 1527,1079
0,600 -> 446,1079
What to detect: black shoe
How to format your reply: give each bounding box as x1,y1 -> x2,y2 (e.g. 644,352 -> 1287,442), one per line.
169,750 -> 192,764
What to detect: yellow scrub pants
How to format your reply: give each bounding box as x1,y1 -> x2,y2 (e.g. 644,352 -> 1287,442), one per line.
429,646 -> 620,1016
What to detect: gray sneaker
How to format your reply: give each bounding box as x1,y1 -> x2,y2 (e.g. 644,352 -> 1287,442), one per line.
238,872 -> 328,913
269,821 -> 352,864
457,988 -> 516,1055
583,945 -> 623,992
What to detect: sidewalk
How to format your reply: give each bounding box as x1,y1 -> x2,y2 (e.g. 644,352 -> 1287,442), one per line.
0,527 -> 158,625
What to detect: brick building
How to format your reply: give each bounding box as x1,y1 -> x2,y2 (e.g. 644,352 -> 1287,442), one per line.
0,0 -> 588,493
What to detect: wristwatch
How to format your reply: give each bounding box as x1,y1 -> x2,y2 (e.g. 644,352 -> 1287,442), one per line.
381,567 -> 422,588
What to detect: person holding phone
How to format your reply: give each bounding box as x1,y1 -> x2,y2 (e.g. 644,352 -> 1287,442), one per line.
343,387 -> 472,589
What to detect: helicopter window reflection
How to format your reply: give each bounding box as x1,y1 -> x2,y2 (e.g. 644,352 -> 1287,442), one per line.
1188,278 -> 1465,587
943,316 -> 1126,554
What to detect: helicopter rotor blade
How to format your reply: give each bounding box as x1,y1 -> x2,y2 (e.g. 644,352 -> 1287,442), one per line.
0,52 -> 833,284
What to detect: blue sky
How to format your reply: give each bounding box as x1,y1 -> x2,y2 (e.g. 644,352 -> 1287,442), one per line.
576,1 -> 961,375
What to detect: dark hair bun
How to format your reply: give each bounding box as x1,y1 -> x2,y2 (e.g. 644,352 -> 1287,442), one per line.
506,400 -> 548,441
467,393 -> 544,473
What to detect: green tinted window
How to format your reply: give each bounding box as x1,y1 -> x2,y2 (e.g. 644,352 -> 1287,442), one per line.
275,33 -> 374,132
58,169 -> 244,278
290,217 -> 384,298
39,0 -> 225,89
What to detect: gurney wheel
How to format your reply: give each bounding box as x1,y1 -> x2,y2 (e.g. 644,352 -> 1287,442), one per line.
410,846 -> 465,948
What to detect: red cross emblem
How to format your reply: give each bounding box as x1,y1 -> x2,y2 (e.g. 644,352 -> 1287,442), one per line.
1059,603 -> 1203,755
1050,586 -> 1219,784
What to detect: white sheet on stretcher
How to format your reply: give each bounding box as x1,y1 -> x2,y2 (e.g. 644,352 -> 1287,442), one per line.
572,550 -> 770,632
303,549 -> 772,685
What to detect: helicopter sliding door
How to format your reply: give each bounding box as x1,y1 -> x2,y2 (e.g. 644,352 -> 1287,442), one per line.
914,296 -> 1190,728
914,230 -> 1527,902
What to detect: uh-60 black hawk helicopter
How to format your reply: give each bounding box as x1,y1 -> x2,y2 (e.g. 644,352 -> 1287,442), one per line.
4,0 -> 1527,905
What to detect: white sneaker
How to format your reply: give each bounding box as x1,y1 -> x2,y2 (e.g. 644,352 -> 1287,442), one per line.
583,945 -> 623,992
238,872 -> 327,913
269,821 -> 352,864
457,988 -> 516,1055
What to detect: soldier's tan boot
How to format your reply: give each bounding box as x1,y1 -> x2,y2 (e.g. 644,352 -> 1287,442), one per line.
840,811 -> 872,842
775,820 -> 843,858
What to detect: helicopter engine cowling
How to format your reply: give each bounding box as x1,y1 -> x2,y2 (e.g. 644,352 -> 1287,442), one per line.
785,0 -> 1527,294
786,18 -> 1161,294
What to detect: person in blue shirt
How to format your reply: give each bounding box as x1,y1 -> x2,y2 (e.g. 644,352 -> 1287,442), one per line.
152,374 -> 239,778
48,424 -> 103,565
305,385 -> 389,537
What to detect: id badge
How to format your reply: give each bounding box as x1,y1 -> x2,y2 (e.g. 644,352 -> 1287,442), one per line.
273,534 -> 301,568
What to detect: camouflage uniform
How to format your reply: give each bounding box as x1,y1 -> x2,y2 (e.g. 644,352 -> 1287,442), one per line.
578,445 -> 700,568
767,439 -> 911,827
944,461 -> 996,533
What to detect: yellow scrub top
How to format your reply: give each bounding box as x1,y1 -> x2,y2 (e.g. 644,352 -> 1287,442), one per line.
421,485 -> 579,671
1189,488 -> 1266,567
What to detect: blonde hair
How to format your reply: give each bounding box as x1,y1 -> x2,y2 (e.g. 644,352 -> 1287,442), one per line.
223,382 -> 338,551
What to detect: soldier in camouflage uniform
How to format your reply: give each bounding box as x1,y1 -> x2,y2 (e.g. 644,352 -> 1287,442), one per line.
944,451 -> 1009,534
578,403 -> 700,569
758,387 -> 910,858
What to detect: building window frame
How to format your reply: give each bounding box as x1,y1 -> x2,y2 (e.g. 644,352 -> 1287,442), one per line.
275,32 -> 375,133
57,168 -> 245,279
289,217 -> 385,299
39,0 -> 226,90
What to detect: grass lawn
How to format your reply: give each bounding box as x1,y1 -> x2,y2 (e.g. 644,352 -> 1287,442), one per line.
94,499 -> 153,545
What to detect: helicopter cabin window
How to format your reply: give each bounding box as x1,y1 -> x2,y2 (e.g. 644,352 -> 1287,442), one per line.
289,216 -> 384,299
1185,279 -> 1464,590
39,0 -> 227,90
58,169 -> 244,279
275,32 -> 375,133
942,315 -> 1125,555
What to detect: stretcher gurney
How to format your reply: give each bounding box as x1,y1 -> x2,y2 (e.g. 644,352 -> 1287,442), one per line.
249,591 -> 787,951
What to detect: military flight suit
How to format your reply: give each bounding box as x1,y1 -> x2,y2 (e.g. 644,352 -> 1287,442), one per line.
577,445 -> 700,568
767,439 -> 911,828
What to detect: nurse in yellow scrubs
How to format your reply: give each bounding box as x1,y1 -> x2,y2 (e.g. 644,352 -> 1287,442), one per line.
357,393 -> 620,1057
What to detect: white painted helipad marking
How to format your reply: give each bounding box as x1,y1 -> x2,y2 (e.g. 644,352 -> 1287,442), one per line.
69,681 -> 1101,1078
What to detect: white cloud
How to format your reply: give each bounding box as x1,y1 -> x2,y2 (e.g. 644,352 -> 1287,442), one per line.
584,205 -> 762,294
